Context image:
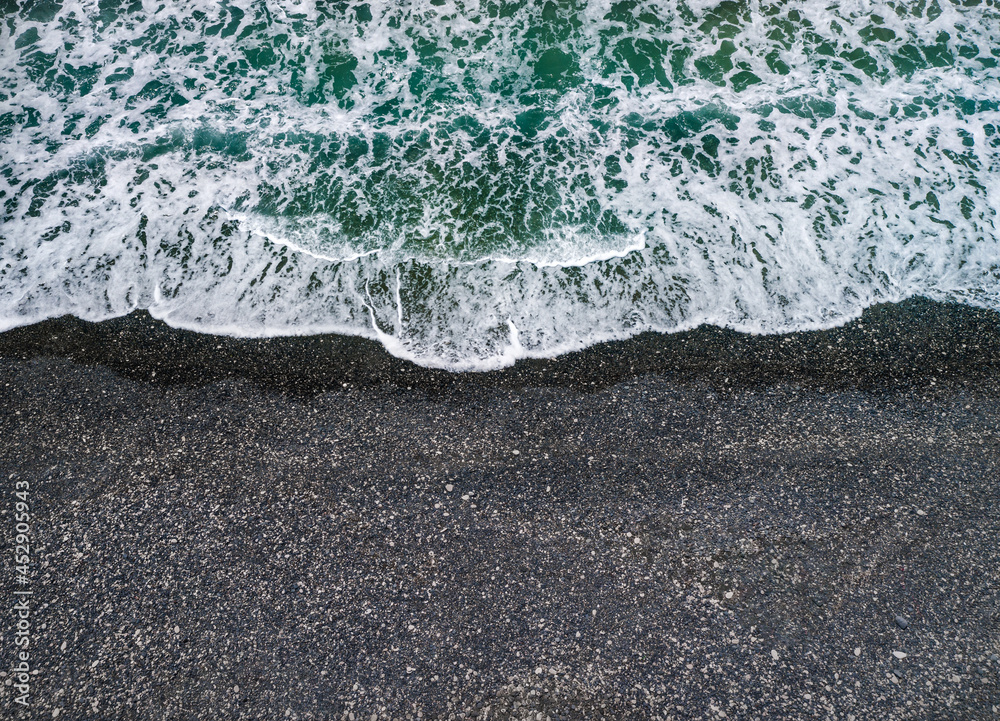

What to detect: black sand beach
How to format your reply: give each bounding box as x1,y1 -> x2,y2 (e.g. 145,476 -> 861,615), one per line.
1,297 -> 999,720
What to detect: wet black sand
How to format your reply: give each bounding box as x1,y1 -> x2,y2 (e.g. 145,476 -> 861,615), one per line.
1,297 -> 998,720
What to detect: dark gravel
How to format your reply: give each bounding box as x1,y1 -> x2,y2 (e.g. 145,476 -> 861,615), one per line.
1,297 -> 998,720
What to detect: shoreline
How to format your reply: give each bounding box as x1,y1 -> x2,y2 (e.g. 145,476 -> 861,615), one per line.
1,297 -> 999,719
0,297 -> 998,394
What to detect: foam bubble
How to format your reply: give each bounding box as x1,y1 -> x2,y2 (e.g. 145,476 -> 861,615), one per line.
1,1 -> 999,369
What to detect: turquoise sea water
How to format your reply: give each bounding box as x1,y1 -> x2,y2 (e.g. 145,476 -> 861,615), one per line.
2,1 -> 999,369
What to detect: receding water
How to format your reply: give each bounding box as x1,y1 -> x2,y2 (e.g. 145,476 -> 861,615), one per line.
2,1 -> 999,369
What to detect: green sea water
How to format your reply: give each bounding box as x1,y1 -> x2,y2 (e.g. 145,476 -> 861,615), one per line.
2,1 -> 999,368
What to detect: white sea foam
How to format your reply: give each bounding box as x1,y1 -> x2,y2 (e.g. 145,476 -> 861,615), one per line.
1,1 -> 999,369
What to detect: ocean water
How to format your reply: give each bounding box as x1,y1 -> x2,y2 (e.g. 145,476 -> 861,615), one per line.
1,0 -> 999,370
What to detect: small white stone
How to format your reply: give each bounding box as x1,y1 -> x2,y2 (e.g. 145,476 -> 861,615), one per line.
633,537 -> 641,545
445,484 -> 453,492
407,666 -> 415,674
174,625 -> 179,634
893,651 -> 907,659
461,494 -> 470,501
916,509 -> 927,516
771,650 -> 779,661
512,450 -> 520,455
535,667 -> 543,675
854,647 -> 862,656
724,591 -> 734,599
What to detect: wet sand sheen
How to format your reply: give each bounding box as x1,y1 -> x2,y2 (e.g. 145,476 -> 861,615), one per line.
0,297 -> 998,719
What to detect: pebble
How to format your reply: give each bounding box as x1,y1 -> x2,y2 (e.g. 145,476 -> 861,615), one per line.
895,615 -> 909,629
8,302 -> 1000,720
445,484 -> 453,492
893,651 -> 908,659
